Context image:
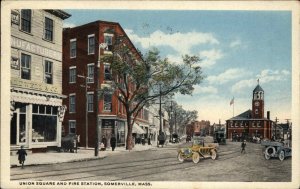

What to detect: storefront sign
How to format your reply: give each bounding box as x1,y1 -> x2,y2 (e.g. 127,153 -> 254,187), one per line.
11,11 -> 19,25
11,37 -> 62,61
11,77 -> 61,94
11,56 -> 20,69
102,119 -> 114,128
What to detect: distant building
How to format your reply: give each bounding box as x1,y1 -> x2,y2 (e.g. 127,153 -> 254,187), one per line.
226,82 -> 273,141
10,9 -> 70,151
62,21 -> 149,148
186,120 -> 210,137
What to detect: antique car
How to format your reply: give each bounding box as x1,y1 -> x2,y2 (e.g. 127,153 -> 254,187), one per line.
157,132 -> 166,147
213,129 -> 226,145
177,137 -> 218,163
58,133 -> 78,152
261,140 -> 292,161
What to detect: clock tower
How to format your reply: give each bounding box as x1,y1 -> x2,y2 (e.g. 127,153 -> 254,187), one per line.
252,80 -> 264,118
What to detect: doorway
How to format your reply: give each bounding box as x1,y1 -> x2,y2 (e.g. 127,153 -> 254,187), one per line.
10,113 -> 17,145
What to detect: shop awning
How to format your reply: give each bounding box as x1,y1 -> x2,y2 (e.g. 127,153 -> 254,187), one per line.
11,90 -> 64,106
132,123 -> 146,134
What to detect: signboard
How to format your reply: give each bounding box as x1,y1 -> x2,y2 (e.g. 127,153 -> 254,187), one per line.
11,11 -> 19,25
11,37 -> 62,61
11,77 -> 61,94
11,57 -> 20,69
102,119 -> 114,128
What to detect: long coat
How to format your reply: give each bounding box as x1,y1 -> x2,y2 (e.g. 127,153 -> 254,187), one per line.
110,136 -> 117,148
17,149 -> 27,161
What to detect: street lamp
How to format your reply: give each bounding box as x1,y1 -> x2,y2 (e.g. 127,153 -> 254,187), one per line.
77,74 -> 93,149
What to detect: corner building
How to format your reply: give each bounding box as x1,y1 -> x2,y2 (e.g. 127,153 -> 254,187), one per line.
10,9 -> 71,151
62,21 -> 149,148
226,83 -> 273,141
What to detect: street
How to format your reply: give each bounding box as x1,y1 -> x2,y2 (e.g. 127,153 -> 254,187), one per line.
10,141 -> 291,182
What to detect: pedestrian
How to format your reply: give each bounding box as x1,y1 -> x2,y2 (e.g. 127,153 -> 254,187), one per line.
110,135 -> 117,151
101,136 -> 107,150
17,146 -> 27,168
241,140 -> 246,154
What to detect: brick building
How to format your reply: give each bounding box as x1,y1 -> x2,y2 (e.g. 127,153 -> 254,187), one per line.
10,9 -> 70,151
62,21 -> 149,148
226,82 -> 273,141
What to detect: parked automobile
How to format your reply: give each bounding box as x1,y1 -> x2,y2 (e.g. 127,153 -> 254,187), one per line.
261,140 -> 291,161
177,137 -> 218,163
59,133 -> 78,152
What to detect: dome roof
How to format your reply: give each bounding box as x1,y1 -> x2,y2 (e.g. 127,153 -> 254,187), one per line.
253,84 -> 264,92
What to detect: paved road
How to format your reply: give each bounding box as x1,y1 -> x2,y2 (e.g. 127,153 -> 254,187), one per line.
11,141 -> 291,182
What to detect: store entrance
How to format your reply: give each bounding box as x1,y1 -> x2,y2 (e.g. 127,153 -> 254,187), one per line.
10,113 -> 17,145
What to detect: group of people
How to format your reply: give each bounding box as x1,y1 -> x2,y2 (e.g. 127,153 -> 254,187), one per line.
100,135 -> 117,151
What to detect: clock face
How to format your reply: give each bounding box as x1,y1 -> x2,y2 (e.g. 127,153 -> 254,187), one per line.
255,101 -> 260,106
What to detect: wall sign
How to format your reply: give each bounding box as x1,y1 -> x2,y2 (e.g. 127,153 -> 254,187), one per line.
11,11 -> 19,25
11,56 -> 20,69
11,37 -> 62,61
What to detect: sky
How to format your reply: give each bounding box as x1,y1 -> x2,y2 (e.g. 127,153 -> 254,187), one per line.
63,10 -> 291,124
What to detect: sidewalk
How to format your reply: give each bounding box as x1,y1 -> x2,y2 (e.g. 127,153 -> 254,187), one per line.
10,144 -> 155,168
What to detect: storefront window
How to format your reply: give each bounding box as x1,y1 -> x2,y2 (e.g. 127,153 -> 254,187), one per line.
32,105 -> 58,142
16,103 -> 27,143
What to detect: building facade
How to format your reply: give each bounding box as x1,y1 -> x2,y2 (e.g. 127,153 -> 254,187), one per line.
10,9 -> 70,151
226,83 -> 273,141
62,21 -> 149,148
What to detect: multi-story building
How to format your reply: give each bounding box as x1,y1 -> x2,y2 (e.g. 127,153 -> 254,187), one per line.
10,9 -> 71,151
226,82 -> 273,140
62,21 -> 149,148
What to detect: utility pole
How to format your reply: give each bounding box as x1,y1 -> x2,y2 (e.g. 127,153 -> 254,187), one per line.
95,43 -> 107,156
274,117 -> 278,140
77,74 -> 89,149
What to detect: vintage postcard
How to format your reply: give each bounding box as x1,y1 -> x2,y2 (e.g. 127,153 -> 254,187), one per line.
1,1 -> 299,189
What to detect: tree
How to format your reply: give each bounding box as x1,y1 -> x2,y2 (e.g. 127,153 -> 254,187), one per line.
164,100 -> 198,136
101,35 -> 204,150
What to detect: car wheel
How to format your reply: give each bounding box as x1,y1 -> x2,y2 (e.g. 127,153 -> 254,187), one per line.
192,152 -> 200,164
264,153 -> 271,160
265,146 -> 276,157
177,152 -> 185,163
211,150 -> 217,160
279,150 -> 285,161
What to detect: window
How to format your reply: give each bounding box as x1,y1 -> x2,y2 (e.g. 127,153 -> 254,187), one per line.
32,105 -> 58,142
255,109 -> 258,114
88,34 -> 95,54
44,60 -> 53,84
69,120 -> 76,134
70,39 -> 76,58
104,64 -> 112,80
87,63 -> 94,83
21,10 -> 31,33
69,67 -> 76,83
21,53 -> 31,80
103,92 -> 112,111
69,94 -> 76,113
87,92 -> 94,112
104,34 -> 113,51
44,17 -> 54,41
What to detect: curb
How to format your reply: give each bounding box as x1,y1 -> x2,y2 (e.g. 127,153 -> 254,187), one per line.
10,155 -> 107,168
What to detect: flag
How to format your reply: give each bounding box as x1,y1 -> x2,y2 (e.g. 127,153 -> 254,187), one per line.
230,97 -> 234,106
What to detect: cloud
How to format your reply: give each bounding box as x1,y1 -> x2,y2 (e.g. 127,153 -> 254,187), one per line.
231,69 -> 290,93
193,85 -> 218,94
125,29 -> 219,55
207,68 -> 250,84
63,22 -> 76,28
198,49 -> 224,68
229,39 -> 242,48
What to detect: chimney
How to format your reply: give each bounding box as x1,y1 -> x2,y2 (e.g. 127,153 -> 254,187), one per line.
267,111 -> 270,120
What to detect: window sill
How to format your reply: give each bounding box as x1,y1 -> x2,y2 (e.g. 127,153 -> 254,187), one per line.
70,56 -> 76,59
42,38 -> 55,44
19,29 -> 33,36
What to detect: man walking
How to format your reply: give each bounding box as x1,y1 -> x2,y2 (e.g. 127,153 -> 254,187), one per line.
17,146 -> 27,168
110,135 -> 117,151
241,140 -> 246,154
